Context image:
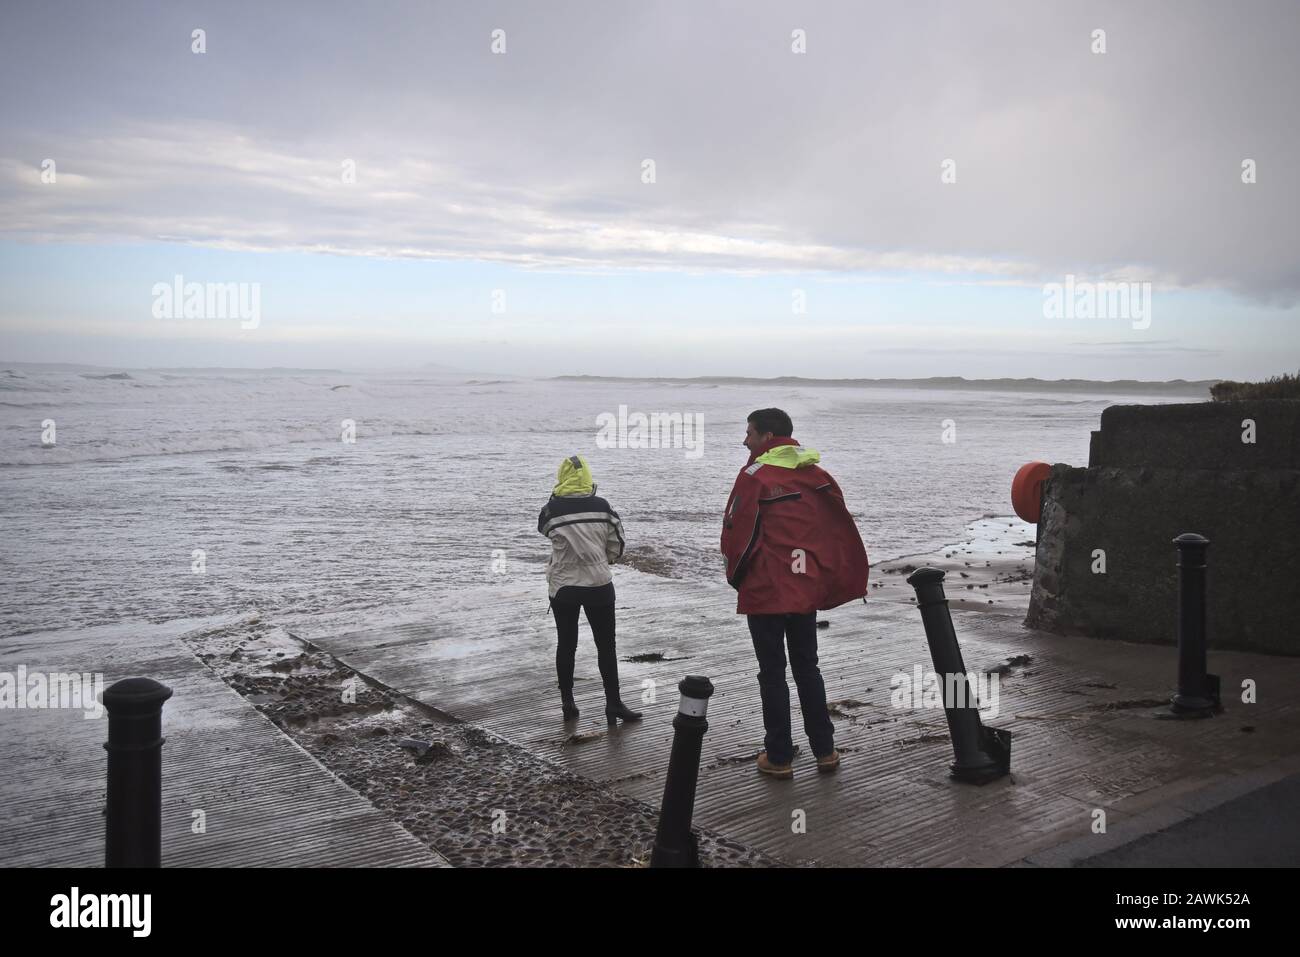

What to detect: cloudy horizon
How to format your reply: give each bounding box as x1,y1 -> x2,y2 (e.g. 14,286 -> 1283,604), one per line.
2,0 -> 1298,379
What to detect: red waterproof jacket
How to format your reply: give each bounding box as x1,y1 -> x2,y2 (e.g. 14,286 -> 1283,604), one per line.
721,437 -> 870,614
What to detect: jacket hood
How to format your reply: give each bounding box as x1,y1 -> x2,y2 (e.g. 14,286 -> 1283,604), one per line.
750,436 -> 821,469
552,454 -> 595,496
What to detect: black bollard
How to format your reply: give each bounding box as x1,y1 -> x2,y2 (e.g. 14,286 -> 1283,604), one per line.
1170,533 -> 1220,716
103,677 -> 173,867
650,675 -> 714,868
906,568 -> 1011,784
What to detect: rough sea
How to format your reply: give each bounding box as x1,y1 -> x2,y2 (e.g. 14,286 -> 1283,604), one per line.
1,368 -> 1188,639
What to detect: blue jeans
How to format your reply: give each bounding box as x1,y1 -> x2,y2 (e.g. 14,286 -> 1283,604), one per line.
748,612 -> 835,764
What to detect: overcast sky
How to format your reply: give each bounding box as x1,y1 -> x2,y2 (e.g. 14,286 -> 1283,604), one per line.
1,0 -> 1297,378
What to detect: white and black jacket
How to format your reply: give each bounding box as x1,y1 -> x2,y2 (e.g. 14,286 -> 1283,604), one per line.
537,493 -> 625,597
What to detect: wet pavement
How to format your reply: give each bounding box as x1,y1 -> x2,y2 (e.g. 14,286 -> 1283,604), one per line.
179,621 -> 781,867
299,565 -> 1300,867
1053,767 -> 1300,868
0,620 -> 447,867
6,553 -> 1298,868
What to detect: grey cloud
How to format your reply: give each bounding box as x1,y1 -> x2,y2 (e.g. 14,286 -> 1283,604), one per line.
1,0 -> 1298,299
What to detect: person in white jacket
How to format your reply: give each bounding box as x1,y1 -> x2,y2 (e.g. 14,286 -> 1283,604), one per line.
537,454 -> 642,725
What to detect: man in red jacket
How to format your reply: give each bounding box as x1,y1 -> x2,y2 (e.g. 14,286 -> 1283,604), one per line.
721,408 -> 869,778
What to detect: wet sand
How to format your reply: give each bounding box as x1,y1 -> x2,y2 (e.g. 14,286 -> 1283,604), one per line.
868,516 -> 1037,616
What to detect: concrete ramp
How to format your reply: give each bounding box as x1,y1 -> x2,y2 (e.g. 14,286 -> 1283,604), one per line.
0,623 -> 448,867
302,568 -> 1300,866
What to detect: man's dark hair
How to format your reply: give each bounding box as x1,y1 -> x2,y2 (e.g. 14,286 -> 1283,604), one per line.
747,408 -> 793,437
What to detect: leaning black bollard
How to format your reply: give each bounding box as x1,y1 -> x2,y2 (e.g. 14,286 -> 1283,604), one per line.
906,568 -> 1011,785
650,675 -> 714,868
103,677 -> 173,867
1170,533 -> 1220,717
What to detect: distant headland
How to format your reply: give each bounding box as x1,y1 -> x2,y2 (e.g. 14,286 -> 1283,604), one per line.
551,375 -> 1220,395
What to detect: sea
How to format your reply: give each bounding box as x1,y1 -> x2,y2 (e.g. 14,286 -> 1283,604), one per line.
0,368 -> 1197,639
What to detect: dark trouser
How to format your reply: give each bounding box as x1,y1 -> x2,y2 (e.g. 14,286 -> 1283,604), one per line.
747,612 -> 835,764
552,585 -> 622,700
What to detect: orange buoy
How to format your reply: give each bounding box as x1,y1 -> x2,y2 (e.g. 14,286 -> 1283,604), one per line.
1011,461 -> 1052,523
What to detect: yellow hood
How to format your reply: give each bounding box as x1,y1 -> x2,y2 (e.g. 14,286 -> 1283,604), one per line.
552,454 -> 595,496
755,444 -> 821,469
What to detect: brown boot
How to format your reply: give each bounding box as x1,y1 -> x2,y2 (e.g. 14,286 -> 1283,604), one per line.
816,749 -> 841,774
756,751 -> 793,779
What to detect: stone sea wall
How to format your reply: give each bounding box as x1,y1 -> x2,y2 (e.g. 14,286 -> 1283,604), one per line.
1026,400 -> 1300,655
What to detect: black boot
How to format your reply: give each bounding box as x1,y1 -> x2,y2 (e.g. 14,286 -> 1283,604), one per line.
604,685 -> 642,725
556,630 -> 579,721
605,698 -> 643,725
593,625 -> 640,724
560,686 -> 579,721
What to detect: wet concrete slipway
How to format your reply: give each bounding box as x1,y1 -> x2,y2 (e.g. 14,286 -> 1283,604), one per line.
0,620 -> 448,867
293,569 -> 1300,867
4,565 -> 1299,867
